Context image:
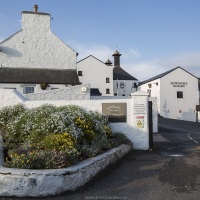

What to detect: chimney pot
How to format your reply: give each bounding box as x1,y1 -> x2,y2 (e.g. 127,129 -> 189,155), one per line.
33,4 -> 38,12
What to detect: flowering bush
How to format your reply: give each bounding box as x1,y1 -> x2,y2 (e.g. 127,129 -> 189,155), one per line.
0,104 -> 130,169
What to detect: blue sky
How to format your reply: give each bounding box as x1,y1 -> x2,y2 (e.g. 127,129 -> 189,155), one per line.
1,0 -> 200,81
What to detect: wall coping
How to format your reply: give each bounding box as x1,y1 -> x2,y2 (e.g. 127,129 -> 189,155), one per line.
0,136 -> 132,197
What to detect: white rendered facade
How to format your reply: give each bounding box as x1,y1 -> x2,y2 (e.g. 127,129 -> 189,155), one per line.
77,55 -> 114,96
113,80 -> 138,96
0,10 -> 77,70
139,67 -> 199,122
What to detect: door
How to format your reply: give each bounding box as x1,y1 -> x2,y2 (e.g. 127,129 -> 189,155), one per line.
148,101 -> 153,148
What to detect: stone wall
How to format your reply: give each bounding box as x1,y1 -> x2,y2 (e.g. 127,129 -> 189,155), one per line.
25,85 -> 90,100
0,135 -> 132,197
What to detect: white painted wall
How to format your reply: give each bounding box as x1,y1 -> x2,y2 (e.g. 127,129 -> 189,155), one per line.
139,78 -> 161,112
0,83 -> 69,94
0,89 -> 27,108
160,68 -> 199,122
139,68 -> 199,122
77,56 -> 113,96
0,12 -> 77,70
25,85 -> 90,100
113,80 -> 138,96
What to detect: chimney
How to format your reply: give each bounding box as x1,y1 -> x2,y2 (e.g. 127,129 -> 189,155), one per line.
105,59 -> 113,66
112,50 -> 122,67
33,4 -> 38,12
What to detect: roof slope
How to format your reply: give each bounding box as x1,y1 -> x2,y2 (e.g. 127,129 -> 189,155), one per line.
0,68 -> 80,84
139,66 -> 198,86
113,66 -> 138,80
77,55 -> 107,65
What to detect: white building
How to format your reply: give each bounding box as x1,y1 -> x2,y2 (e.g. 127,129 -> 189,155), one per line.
0,5 -> 79,94
77,55 -> 114,96
112,50 -> 138,96
77,51 -> 139,97
139,67 -> 199,122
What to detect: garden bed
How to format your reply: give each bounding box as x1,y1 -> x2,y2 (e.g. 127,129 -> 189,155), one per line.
0,135 -> 132,197
0,104 -> 132,196
0,104 -> 130,169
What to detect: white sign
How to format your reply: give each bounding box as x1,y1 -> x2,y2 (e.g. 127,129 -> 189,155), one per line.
133,103 -> 146,114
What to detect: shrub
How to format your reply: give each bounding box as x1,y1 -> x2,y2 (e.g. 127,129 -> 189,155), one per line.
0,104 -> 26,130
1,104 -> 130,169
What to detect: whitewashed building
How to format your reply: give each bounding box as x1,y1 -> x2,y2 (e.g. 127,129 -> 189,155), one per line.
112,50 -> 138,96
77,51 -> 138,97
77,55 -> 114,96
0,5 -> 79,94
139,67 -> 199,122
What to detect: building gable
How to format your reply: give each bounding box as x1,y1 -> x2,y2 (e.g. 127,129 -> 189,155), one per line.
0,6 -> 77,70
140,66 -> 198,86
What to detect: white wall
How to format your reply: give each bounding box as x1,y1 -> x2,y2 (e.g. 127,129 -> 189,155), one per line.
139,68 -> 199,122
0,83 -> 70,94
77,56 -> 113,96
0,12 -> 77,70
0,89 -> 27,108
25,85 -> 90,100
160,68 -> 199,122
139,78 -> 161,112
113,80 -> 138,96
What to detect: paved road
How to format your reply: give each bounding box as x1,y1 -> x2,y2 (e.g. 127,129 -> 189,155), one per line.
1,118 -> 200,200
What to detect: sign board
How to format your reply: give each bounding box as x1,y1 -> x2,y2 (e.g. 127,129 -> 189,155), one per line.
102,103 -> 127,122
133,103 -> 147,115
136,116 -> 144,128
171,82 -> 188,87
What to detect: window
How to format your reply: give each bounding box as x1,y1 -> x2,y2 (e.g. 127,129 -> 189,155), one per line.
177,91 -> 183,98
106,77 -> 110,83
106,88 -> 110,94
78,71 -> 83,76
23,86 -> 34,94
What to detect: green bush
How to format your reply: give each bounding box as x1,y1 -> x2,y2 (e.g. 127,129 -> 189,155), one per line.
0,104 -> 130,169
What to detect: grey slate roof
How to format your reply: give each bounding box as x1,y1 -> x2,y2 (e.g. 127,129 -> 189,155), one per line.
113,66 -> 138,81
0,68 -> 80,84
139,66 -> 198,86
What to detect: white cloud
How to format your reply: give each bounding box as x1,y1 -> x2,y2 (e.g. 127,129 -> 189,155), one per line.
124,52 -> 200,81
69,41 -> 200,81
70,41 -> 114,62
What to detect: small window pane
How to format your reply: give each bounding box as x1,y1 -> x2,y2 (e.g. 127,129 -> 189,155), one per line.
24,86 -> 34,94
106,89 -> 110,94
177,91 -> 183,98
78,71 -> 83,76
106,78 -> 110,83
